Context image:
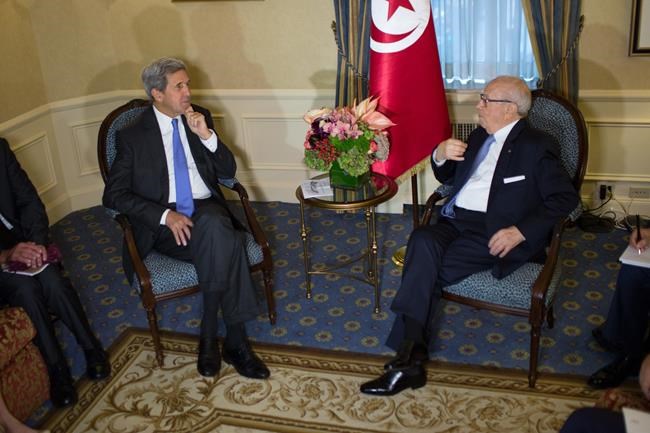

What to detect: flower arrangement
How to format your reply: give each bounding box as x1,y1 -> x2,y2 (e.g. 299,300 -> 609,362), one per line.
303,97 -> 395,177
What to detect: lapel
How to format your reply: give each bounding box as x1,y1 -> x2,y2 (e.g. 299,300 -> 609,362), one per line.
487,119 -> 526,202
141,108 -> 171,201
181,108 -> 217,196
453,129 -> 489,192
180,112 -> 209,177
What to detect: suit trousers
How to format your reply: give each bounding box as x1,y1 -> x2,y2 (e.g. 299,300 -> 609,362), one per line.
601,263 -> 650,356
0,265 -> 99,367
153,199 -> 260,328
559,407 -> 625,433
386,207 -> 498,350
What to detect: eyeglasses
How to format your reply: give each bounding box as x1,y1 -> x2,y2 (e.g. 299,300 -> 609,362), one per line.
479,93 -> 514,105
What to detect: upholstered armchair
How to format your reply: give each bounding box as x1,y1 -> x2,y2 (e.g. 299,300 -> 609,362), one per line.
97,99 -> 276,366
419,89 -> 588,387
0,307 -> 49,421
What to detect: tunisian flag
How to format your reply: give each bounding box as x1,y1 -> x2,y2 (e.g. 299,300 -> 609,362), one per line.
370,0 -> 451,181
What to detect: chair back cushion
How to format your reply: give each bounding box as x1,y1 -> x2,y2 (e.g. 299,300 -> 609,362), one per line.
528,90 -> 588,192
102,101 -> 150,175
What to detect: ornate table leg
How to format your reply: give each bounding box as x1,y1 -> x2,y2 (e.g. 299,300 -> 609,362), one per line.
368,207 -> 380,313
298,199 -> 312,299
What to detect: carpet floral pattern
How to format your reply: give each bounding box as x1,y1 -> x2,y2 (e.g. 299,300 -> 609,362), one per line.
48,202 -> 628,384
41,329 -> 598,433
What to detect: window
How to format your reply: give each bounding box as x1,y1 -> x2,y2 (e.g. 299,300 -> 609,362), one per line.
431,0 -> 539,89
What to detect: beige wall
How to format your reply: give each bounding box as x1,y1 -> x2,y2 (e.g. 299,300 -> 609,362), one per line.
0,0 -> 336,123
0,0 -> 47,121
0,0 -> 648,219
580,0 -> 650,90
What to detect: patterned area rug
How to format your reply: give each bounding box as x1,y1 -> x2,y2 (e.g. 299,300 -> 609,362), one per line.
41,328 -> 600,433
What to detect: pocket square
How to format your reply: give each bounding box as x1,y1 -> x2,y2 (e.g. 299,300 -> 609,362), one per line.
503,175 -> 525,184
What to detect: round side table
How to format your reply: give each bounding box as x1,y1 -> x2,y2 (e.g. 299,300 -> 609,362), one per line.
295,172 -> 398,313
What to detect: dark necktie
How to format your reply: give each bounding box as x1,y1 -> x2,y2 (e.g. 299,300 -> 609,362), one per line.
441,134 -> 496,218
172,118 -> 194,217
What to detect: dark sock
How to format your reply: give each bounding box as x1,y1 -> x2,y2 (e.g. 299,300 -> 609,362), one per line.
200,291 -> 220,340
224,322 -> 247,350
403,315 -> 426,347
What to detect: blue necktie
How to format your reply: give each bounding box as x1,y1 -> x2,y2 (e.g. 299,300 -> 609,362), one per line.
441,134 -> 496,218
172,118 -> 194,217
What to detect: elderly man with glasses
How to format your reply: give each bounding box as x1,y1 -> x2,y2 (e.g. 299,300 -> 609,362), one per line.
360,75 -> 579,396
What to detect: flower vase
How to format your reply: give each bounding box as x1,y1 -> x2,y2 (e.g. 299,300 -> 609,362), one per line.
329,161 -> 371,190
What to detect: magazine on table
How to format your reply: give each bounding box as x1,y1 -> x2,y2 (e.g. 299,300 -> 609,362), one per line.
301,178 -> 333,199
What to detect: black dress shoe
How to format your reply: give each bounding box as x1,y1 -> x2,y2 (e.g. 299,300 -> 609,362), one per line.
223,341 -> 270,379
197,338 -> 221,377
587,355 -> 640,389
48,364 -> 77,408
360,364 -> 426,396
592,327 -> 623,353
84,348 -> 111,380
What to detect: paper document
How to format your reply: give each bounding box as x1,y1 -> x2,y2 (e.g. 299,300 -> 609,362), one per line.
1,262 -> 50,276
619,245 -> 650,269
623,407 -> 650,433
301,179 -> 333,199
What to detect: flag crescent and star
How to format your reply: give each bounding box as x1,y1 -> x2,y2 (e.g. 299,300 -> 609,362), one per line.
370,0 -> 451,182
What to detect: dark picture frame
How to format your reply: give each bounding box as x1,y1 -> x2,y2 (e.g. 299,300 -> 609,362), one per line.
630,0 -> 650,55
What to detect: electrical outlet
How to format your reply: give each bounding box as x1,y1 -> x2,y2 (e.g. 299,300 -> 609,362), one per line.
629,187 -> 650,199
593,182 -> 613,204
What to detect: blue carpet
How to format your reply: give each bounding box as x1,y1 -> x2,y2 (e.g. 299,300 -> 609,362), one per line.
48,201 -> 626,382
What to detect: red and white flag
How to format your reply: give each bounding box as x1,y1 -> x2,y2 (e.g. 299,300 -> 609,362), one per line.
370,0 -> 451,181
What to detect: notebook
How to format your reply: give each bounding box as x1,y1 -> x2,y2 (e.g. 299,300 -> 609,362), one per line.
619,245 -> 650,269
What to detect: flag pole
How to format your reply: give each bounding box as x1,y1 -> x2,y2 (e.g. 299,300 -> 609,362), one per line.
392,173 -> 420,267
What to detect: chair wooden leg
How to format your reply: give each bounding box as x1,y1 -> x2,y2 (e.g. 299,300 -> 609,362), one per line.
146,307 -> 164,367
262,269 -> 277,325
546,306 -> 555,329
528,324 -> 541,388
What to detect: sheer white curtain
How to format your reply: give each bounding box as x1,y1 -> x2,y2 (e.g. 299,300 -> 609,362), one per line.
431,0 -> 539,89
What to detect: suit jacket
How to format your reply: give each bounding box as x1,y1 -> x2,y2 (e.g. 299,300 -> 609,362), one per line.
433,119 -> 579,277
102,105 -> 240,279
0,137 -> 50,249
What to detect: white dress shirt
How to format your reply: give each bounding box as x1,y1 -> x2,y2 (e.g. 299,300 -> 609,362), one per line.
153,106 -> 219,224
433,119 -> 518,213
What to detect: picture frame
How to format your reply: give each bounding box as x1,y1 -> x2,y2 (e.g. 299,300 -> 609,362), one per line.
630,0 -> 650,55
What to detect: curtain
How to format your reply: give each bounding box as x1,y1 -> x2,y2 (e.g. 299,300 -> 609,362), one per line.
521,0 -> 584,103
431,0 -> 539,89
333,0 -> 371,106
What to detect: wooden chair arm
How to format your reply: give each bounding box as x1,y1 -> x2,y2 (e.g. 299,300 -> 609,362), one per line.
421,190 -> 449,226
115,214 -> 155,306
530,217 -> 570,317
227,182 -> 272,261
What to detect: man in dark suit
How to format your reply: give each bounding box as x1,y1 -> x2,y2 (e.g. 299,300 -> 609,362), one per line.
360,76 -> 579,396
103,57 -> 269,379
588,226 -> 650,389
0,137 -> 110,408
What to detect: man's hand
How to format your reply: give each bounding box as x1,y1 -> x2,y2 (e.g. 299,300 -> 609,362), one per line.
630,227 -> 650,252
185,107 -> 212,140
165,211 -> 194,246
488,226 -> 525,258
3,241 -> 47,268
436,138 -> 468,162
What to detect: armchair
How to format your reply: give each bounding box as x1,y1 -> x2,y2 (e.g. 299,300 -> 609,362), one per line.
97,99 -> 276,366
420,89 -> 588,387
